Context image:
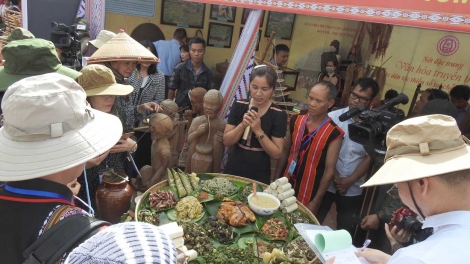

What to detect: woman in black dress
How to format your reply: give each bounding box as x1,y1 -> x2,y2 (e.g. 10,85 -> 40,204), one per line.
223,65 -> 288,184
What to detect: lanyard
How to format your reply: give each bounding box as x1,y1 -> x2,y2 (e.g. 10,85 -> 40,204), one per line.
4,185 -> 71,203
298,116 -> 330,151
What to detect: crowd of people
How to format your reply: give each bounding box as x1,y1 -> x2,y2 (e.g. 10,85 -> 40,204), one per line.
0,22 -> 469,263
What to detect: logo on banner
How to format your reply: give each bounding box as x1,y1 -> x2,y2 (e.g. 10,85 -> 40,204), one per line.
437,36 -> 459,56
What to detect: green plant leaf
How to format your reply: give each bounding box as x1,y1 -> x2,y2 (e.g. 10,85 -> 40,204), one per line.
196,173 -> 215,181
188,189 -> 214,203
204,201 -> 222,216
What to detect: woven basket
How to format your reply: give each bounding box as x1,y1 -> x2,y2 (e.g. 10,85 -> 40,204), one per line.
136,173 -> 319,224
88,30 -> 158,64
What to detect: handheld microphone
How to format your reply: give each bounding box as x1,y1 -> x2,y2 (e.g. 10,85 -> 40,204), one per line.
241,106 -> 259,145
339,106 -> 365,122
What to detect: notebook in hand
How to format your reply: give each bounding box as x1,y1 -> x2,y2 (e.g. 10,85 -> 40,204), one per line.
294,223 -> 370,264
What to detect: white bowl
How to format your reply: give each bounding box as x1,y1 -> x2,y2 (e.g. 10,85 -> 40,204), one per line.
247,192 -> 281,216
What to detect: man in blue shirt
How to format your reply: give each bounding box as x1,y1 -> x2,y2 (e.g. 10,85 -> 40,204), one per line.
317,78 -> 379,237
153,28 -> 187,98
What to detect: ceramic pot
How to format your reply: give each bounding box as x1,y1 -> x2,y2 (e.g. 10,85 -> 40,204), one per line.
191,143 -> 213,173
96,172 -> 132,224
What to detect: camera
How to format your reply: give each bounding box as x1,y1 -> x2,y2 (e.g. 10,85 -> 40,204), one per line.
50,21 -> 89,70
390,207 -> 433,242
340,93 -> 408,162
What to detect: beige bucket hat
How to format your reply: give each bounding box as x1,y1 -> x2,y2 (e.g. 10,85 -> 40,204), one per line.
88,30 -> 116,49
78,64 -> 133,96
0,73 -> 123,181
362,114 -> 470,187
87,30 -> 159,64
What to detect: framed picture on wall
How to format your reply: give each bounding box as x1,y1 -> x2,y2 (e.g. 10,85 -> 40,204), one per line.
240,27 -> 261,51
210,4 -> 236,23
241,9 -> 265,27
161,0 -> 205,28
265,12 -> 296,40
207,22 -> 234,48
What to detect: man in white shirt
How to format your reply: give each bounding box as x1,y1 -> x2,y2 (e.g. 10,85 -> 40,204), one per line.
330,114 -> 470,263
317,78 -> 379,236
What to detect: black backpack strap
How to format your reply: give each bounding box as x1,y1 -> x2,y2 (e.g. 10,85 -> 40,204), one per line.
23,215 -> 109,264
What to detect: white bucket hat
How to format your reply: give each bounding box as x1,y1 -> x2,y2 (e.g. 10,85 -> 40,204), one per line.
0,73 -> 123,181
362,114 -> 470,187
89,30 -> 116,49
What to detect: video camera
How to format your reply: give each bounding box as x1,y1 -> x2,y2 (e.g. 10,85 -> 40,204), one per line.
338,93 -> 409,163
390,207 -> 433,242
50,22 -> 88,70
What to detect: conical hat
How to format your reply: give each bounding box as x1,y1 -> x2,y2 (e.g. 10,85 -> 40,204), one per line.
87,30 -> 159,64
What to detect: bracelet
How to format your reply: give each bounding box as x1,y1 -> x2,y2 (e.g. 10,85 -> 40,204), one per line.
130,144 -> 138,153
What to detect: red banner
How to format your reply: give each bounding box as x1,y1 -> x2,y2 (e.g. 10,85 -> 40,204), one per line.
188,0 -> 470,33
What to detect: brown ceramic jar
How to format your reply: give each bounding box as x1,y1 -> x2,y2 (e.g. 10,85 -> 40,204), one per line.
96,173 -> 132,224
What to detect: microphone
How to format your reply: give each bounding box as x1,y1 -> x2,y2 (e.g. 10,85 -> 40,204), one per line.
241,106 -> 258,145
339,106 -> 365,122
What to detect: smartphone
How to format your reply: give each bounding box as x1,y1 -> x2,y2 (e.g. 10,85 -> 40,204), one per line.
120,132 -> 134,140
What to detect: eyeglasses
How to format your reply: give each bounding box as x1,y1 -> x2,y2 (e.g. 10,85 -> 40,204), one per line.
387,184 -> 400,199
349,92 -> 370,104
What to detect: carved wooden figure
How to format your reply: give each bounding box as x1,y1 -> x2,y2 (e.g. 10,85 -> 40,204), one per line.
178,88 -> 207,169
186,90 -> 226,173
140,113 -> 173,189
160,99 -> 181,168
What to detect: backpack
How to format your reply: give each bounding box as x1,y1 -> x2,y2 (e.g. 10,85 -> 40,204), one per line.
23,215 -> 109,264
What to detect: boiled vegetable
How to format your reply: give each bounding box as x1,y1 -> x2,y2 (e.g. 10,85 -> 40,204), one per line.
172,169 -> 187,197
167,168 -> 176,189
176,169 -> 193,194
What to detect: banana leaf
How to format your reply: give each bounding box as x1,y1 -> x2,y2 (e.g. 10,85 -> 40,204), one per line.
204,201 -> 222,216
188,189 -> 214,203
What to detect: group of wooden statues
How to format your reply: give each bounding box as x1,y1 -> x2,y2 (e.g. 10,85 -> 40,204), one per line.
140,89 -> 226,188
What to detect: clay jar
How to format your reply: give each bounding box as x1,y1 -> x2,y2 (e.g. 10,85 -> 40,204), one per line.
96,172 -> 132,224
191,143 -> 213,173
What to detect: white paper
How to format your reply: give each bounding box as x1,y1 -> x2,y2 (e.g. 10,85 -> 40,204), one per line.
295,224 -> 370,264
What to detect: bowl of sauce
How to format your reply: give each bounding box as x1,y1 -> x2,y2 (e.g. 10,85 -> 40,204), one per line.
247,192 -> 280,216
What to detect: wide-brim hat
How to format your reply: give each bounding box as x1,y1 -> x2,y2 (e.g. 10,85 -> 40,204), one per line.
0,73 -> 123,181
65,222 -> 177,264
362,114 -> 470,187
78,64 -> 133,96
87,30 -> 159,64
0,38 -> 81,92
88,30 -> 116,49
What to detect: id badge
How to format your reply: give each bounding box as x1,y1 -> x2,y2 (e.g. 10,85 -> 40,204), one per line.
287,157 -> 297,176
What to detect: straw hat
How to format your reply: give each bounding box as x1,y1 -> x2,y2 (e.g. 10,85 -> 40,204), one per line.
88,30 -> 116,49
362,114 -> 470,187
78,64 -> 133,96
87,30 -> 159,64
0,73 -> 123,181
0,39 -> 81,92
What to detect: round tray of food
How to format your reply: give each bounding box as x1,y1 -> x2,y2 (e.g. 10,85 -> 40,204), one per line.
136,170 -> 322,264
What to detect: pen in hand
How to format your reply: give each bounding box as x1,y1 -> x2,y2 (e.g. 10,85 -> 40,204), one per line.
360,239 -> 371,252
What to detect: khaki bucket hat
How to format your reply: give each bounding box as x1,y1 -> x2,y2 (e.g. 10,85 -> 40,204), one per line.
362,114 -> 470,187
87,30 -> 159,64
0,38 -> 82,92
88,30 -> 116,49
78,64 -> 133,96
0,73 -> 123,181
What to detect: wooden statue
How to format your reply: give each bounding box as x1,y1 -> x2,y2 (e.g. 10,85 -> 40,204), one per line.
185,90 -> 226,173
178,88 -> 207,169
159,99 -> 181,168
140,113 -> 173,189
